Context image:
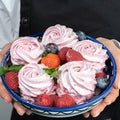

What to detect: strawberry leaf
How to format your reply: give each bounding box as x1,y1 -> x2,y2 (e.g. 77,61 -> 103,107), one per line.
43,68 -> 58,78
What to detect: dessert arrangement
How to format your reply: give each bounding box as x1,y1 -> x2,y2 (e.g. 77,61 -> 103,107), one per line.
0,24 -> 112,109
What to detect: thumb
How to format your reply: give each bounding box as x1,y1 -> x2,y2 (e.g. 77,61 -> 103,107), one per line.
97,37 -> 120,89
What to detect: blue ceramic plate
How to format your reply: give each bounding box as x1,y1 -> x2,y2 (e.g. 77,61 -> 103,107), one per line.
0,34 -> 117,118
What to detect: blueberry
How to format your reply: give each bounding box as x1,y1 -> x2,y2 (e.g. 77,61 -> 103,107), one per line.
96,77 -> 109,89
6,56 -> 12,66
76,31 -> 86,41
45,43 -> 58,54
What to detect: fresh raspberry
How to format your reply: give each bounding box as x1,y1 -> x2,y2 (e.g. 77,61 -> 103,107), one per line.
58,47 -> 70,61
55,94 -> 76,107
41,53 -> 61,68
96,72 -> 106,78
50,95 -> 59,106
35,94 -> 53,107
5,71 -> 19,90
66,49 -> 84,62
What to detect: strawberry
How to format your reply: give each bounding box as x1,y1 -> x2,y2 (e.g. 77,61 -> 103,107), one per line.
50,95 -> 59,106
55,94 -> 76,107
66,49 -> 84,62
35,94 -> 53,107
41,53 -> 61,68
5,71 -> 19,90
58,47 -> 70,61
96,72 -> 106,78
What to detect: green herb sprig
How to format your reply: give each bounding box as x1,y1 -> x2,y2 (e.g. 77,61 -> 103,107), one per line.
0,65 -> 24,76
43,68 -> 58,78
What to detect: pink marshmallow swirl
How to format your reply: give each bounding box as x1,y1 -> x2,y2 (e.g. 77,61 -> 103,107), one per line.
10,37 -> 44,65
56,61 -> 97,104
42,24 -> 78,50
18,63 -> 55,102
73,40 -> 109,71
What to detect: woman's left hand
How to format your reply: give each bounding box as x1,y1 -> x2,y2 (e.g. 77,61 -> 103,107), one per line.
83,37 -> 120,118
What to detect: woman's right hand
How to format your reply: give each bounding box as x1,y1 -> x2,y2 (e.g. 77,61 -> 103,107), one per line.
0,43 -> 31,116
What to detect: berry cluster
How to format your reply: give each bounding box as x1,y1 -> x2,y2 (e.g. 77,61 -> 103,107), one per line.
4,69 -> 76,107
35,94 -> 75,107
41,43 -> 84,68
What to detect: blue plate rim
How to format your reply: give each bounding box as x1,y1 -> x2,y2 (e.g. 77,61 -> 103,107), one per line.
0,35 -> 117,112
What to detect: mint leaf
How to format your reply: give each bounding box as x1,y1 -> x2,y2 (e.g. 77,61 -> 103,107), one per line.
43,68 -> 58,78
50,70 -> 58,78
8,65 -> 23,71
0,65 -> 24,76
0,65 -> 8,76
0,66 -> 5,76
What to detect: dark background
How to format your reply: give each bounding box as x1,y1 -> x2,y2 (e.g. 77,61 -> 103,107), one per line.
20,0 -> 120,40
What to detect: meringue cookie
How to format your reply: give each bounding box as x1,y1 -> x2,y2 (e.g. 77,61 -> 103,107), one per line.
42,24 -> 78,50
73,40 -> 109,71
10,37 -> 44,65
18,63 -> 55,102
56,61 -> 97,104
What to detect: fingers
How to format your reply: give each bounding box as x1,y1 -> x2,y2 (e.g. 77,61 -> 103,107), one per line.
0,43 -> 13,102
83,112 -> 90,118
13,101 -> 32,116
91,87 -> 119,117
83,100 -> 106,118
0,77 -> 32,116
0,80 -> 12,103
0,81 -> 32,116
13,102 -> 26,116
97,37 -> 120,89
13,102 -> 31,116
83,82 -> 119,118
83,102 -> 106,118
90,100 -> 107,117
0,43 -> 32,116
26,110 -> 32,115
103,86 -> 119,105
